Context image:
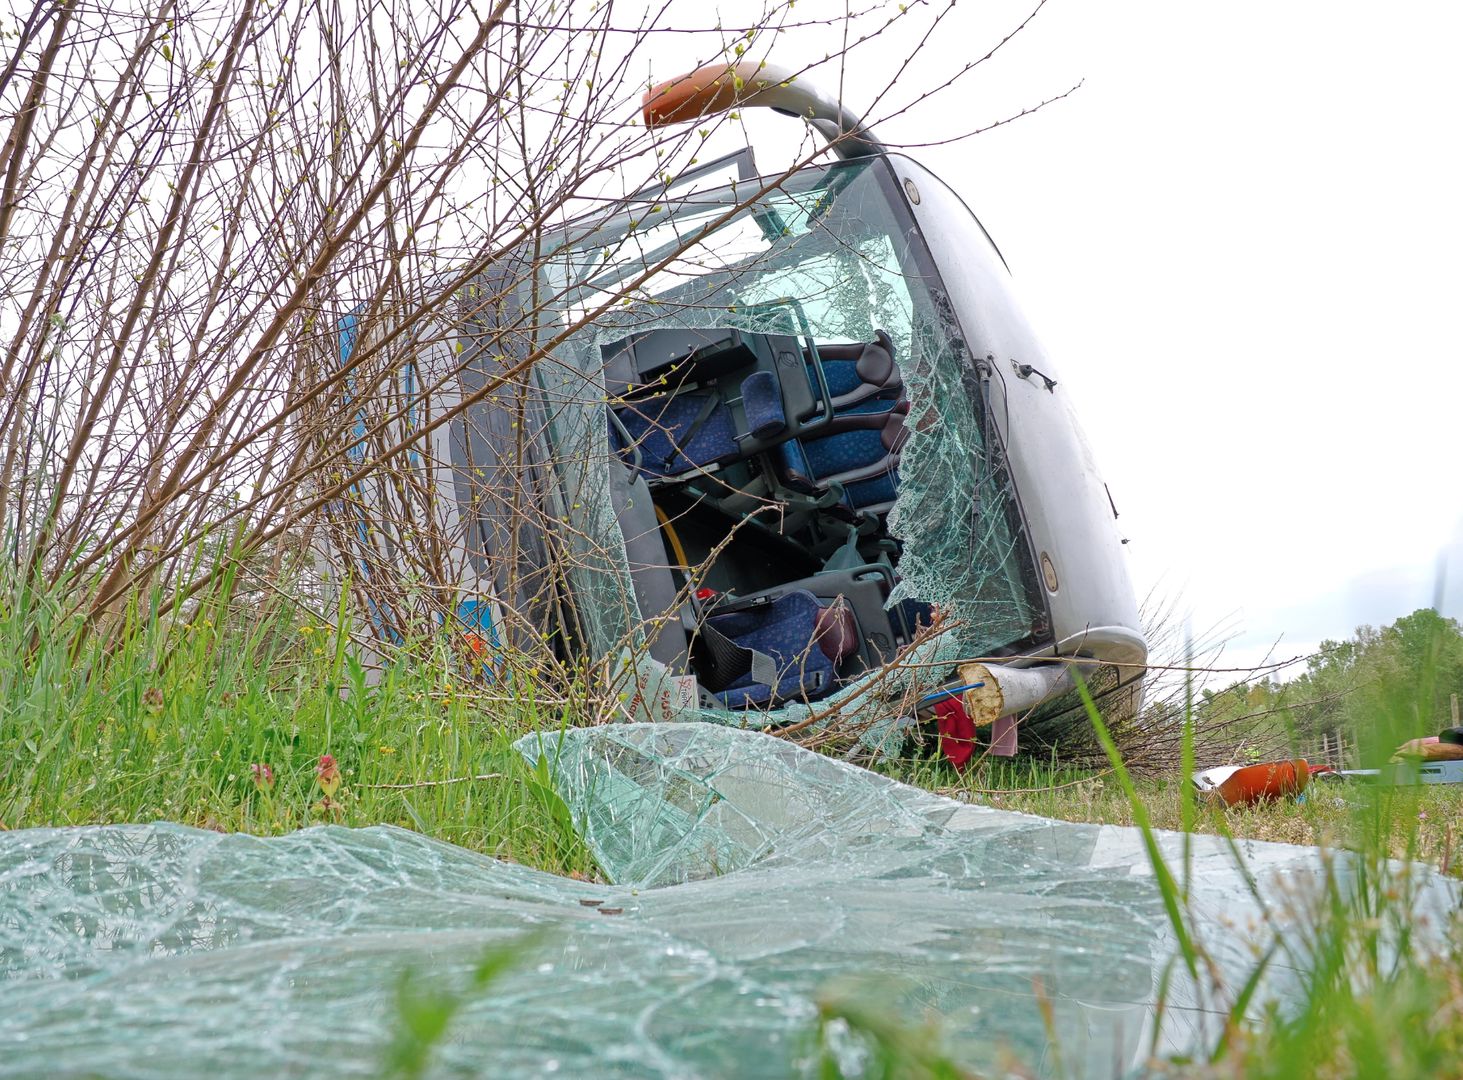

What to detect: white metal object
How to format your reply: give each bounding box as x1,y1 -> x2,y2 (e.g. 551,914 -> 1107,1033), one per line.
1339,760 -> 1463,786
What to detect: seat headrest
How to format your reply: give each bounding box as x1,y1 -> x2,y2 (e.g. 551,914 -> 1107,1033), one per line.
813,599 -> 859,664
855,329 -> 898,387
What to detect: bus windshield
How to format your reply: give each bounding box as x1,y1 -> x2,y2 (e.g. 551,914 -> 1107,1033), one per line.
534,156 -> 1048,671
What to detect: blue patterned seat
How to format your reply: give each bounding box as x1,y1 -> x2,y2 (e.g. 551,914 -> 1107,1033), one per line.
612,393 -> 739,480
811,330 -> 902,411
695,589 -> 855,708
775,402 -> 908,514
609,359 -> 796,482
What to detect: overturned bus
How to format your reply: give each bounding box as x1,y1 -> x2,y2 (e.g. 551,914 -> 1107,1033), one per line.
328,64 -> 1146,757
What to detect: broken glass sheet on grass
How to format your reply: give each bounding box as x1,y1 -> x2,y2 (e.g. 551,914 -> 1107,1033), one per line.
2,724 -> 1456,1079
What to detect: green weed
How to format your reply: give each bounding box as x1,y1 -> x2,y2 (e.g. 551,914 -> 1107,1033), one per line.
383,936 -> 538,1079
0,565 -> 595,877
1079,644 -> 1463,1080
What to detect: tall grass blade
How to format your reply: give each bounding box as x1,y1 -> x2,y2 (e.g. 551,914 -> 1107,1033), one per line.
1076,675 -> 1203,983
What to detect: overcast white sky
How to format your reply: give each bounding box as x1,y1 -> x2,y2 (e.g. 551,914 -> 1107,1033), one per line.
641,0 -> 1462,672
907,0 -> 1463,671
840,0 -> 1461,671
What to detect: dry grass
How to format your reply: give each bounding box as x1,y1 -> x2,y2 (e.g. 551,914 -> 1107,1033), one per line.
889,754 -> 1463,873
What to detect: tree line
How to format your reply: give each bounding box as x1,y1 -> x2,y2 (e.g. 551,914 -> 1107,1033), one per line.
1198,608 -> 1463,766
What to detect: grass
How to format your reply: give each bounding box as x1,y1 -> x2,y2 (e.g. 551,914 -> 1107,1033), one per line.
893,753 -> 1463,873
0,572 -> 594,877
1074,675 -> 1463,1080
870,682 -> 1463,1079
6,567 -> 1463,1078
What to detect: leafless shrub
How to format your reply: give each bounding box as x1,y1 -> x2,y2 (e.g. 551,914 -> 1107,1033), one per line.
3,0 -> 1086,739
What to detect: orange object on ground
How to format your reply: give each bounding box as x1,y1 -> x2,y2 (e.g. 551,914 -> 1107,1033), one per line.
1194,759 -> 1310,807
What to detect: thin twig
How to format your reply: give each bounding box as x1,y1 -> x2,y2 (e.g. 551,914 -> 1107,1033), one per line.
363,773 -> 507,790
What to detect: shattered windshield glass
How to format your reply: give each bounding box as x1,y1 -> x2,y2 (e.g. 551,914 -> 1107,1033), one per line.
530,159 -> 1048,720
2,723 -> 1453,1078
543,164 -> 919,356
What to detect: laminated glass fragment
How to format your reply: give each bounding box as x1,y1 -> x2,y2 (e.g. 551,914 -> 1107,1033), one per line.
1,723 -> 1453,1078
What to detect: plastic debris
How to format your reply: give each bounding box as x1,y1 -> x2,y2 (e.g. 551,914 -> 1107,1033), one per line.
1193,758 -> 1311,807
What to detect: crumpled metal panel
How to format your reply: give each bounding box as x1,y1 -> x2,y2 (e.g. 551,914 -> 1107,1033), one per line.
1,723 -> 1453,1078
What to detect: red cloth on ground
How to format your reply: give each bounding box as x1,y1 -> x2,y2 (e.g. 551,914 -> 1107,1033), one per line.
935,698 -> 976,770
